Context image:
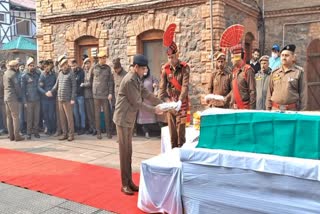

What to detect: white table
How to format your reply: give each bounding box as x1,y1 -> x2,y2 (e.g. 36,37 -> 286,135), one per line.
160,126 -> 199,153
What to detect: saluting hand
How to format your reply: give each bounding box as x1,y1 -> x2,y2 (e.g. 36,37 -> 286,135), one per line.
70,100 -> 75,105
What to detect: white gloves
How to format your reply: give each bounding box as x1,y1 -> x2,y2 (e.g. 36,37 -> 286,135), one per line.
175,100 -> 182,112
80,83 -> 84,87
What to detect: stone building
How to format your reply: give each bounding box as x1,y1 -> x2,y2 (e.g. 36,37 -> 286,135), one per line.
36,0 -> 320,111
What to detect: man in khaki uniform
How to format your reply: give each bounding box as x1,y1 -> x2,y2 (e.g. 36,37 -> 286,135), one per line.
266,44 -> 307,111
230,45 -> 256,109
21,58 -> 40,139
207,51 -> 232,108
255,55 -> 272,110
159,39 -> 190,148
47,58 -> 76,141
113,54 -> 162,195
3,60 -> 24,141
111,58 -> 127,134
92,51 -> 114,139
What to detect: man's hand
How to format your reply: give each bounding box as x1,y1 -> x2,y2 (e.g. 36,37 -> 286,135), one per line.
108,94 -> 112,101
175,100 -> 182,112
46,91 -> 53,97
70,100 -> 75,105
80,83 -> 84,87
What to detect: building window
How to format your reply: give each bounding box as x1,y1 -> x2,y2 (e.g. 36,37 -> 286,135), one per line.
16,18 -> 31,36
0,13 -> 5,23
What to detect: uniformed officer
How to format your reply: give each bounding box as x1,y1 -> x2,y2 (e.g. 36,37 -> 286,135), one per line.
230,45 -> 256,109
47,58 -> 76,141
159,39 -> 190,148
80,58 -> 96,135
266,44 -> 307,111
255,55 -> 272,110
92,51 -> 114,139
3,60 -> 24,141
21,58 -> 41,139
111,58 -> 127,135
207,50 -> 232,108
113,54 -> 163,195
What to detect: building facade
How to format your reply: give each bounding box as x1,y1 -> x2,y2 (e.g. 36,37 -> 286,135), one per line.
37,0 -> 261,111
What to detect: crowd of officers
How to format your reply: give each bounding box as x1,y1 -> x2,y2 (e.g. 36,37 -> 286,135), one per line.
0,51 -> 129,142
207,44 -> 307,112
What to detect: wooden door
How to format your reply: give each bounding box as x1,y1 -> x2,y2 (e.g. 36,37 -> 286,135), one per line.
306,39 -> 320,110
143,40 -> 167,80
75,36 -> 98,65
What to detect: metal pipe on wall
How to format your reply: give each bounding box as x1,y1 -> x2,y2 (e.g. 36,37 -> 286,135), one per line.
210,0 -> 214,69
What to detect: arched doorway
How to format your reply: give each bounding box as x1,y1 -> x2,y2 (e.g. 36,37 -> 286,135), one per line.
306,39 -> 320,110
137,30 -> 167,80
244,32 -> 255,63
75,36 -> 99,65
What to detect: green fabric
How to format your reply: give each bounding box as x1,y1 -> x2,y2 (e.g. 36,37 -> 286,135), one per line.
197,112 -> 320,160
2,36 -> 37,51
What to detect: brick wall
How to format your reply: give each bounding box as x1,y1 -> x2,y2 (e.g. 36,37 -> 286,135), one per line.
262,0 -> 320,11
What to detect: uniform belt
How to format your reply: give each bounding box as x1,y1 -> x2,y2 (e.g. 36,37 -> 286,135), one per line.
272,102 -> 297,110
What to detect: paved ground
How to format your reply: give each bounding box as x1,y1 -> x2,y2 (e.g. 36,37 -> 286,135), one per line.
0,133 -> 161,214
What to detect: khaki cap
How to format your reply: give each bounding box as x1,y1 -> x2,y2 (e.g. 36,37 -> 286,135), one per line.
97,51 -> 106,58
57,55 -> 66,64
259,55 -> 270,62
59,58 -> 68,66
8,60 -> 19,66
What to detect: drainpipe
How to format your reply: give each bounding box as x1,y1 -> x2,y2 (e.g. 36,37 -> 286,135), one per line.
209,0 -> 214,69
282,20 -> 320,47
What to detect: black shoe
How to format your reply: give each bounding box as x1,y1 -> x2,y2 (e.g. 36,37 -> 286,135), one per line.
86,129 -> 93,135
121,186 -> 134,195
59,135 -> 68,140
92,130 -> 97,136
26,134 -> 31,140
15,136 -> 25,142
34,133 -> 40,138
129,182 -> 139,192
77,129 -> 85,135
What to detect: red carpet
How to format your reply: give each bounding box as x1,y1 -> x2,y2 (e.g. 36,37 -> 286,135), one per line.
0,148 -> 145,214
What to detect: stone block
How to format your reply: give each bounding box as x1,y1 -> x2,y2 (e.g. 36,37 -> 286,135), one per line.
79,22 -> 87,37
201,72 -> 211,84
201,4 -> 210,18
43,44 -> 54,52
190,73 -> 201,85
127,45 -> 137,56
65,30 -> 74,42
129,36 -> 137,46
144,14 -> 154,31
158,13 -> 168,30
43,35 -> 51,44
100,30 -> 108,39
126,25 -> 135,37
201,51 -> 211,62
99,39 -> 105,47
201,30 -> 211,41
90,22 -> 97,37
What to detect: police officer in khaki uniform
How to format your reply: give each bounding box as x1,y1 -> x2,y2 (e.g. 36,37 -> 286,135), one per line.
113,54 -> 162,195
111,58 -> 127,134
230,45 -> 256,109
266,44 -> 307,111
92,51 -> 114,139
3,60 -> 24,141
255,55 -> 272,110
207,51 -> 232,108
159,40 -> 190,149
21,58 -> 41,139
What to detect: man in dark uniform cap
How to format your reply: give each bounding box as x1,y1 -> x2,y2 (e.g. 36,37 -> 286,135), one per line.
113,54 -> 163,195
266,44 -> 307,111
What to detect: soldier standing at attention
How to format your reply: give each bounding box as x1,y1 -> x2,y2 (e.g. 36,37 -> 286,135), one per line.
113,54 -> 163,195
47,58 -> 76,141
255,55 -> 272,110
21,58 -> 41,140
230,45 -> 256,109
92,51 -> 114,140
3,60 -> 24,141
266,44 -> 307,111
159,23 -> 190,148
207,50 -> 232,108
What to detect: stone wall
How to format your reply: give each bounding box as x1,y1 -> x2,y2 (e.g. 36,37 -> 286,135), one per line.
264,12 -> 320,67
